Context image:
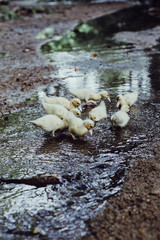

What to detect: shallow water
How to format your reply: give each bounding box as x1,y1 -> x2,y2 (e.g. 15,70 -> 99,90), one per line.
10,0 -> 131,6
1,6 -> 160,240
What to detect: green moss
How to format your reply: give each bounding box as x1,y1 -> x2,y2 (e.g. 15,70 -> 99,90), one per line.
0,52 -> 10,59
0,5 -> 21,20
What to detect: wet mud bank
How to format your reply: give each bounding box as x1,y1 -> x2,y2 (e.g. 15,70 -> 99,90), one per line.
0,2 -> 160,240
80,138 -> 160,240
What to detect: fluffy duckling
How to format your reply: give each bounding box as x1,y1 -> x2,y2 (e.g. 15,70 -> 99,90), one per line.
70,88 -> 110,105
89,101 -> 107,121
90,91 -> 111,102
116,90 -> 138,108
42,102 -> 81,119
38,91 -> 82,111
65,113 -> 95,140
111,105 -> 130,127
30,114 -> 68,137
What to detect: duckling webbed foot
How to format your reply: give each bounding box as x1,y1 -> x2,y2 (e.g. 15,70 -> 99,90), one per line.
87,100 -> 97,105
52,131 -> 55,137
70,132 -> 77,140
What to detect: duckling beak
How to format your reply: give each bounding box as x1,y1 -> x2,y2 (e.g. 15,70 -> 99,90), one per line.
89,129 -> 93,136
107,96 -> 111,102
78,105 -> 82,112
116,101 -> 120,108
90,116 -> 95,121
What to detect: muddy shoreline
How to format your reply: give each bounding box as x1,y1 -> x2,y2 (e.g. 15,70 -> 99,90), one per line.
80,137 -> 160,240
0,2 -> 160,239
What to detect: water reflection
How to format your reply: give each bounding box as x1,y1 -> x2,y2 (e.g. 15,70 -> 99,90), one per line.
46,47 -> 152,100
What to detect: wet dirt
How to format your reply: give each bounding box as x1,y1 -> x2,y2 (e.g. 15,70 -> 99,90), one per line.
0,2 -> 160,240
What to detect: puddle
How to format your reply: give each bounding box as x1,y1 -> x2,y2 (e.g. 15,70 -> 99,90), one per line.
1,5 -> 160,240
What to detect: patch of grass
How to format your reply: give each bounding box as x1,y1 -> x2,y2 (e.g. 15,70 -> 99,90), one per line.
0,5 -> 21,20
0,5 -> 55,20
0,52 -> 10,59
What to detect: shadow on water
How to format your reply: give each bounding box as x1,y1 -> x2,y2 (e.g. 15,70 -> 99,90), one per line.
1,5 -> 160,240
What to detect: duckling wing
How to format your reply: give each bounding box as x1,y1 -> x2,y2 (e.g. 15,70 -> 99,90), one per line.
68,117 -> 85,136
111,114 -> 124,125
42,103 -> 68,118
111,111 -> 129,127
70,89 -> 91,101
44,96 -> 70,109
98,101 -> 107,117
89,92 -> 100,101
98,108 -> 107,120
70,123 -> 87,137
124,91 -> 138,106
31,115 -> 62,132
42,102 -> 56,114
89,101 -> 107,121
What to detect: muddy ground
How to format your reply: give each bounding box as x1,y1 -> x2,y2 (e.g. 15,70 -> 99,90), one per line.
0,2 -> 160,240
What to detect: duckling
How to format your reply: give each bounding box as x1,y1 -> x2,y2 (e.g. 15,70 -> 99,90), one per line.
89,101 -> 107,121
65,113 -> 95,140
70,88 -> 93,104
90,91 -> 111,103
70,88 -> 110,105
30,114 -> 68,137
63,110 -> 79,123
38,91 -> 82,111
111,105 -> 130,127
42,102 -> 81,119
116,91 -> 138,108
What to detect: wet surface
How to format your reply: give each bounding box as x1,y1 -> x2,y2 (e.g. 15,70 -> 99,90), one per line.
41,5 -> 160,53
0,5 -> 160,240
9,0 -> 131,7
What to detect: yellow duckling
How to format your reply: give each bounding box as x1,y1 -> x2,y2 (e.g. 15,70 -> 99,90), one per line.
90,90 -> 111,102
42,102 -> 81,119
30,114 -> 68,137
70,88 -> 110,105
89,101 -> 107,121
65,113 -> 95,140
38,91 -> 82,111
116,90 -> 138,108
111,105 -> 130,127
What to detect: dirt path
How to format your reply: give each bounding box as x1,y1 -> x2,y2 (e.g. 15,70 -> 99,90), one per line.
80,138 -> 160,240
0,2 -> 160,240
